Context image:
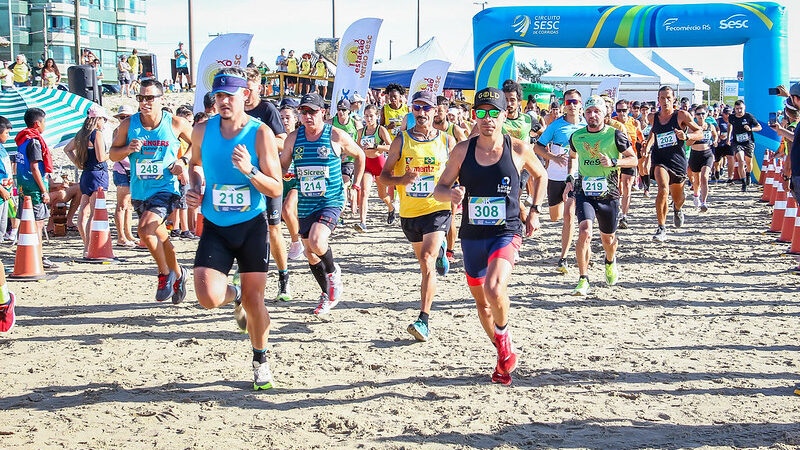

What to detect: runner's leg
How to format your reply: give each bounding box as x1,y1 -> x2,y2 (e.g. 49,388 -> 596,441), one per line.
411,231 -> 444,315
653,166 -> 670,226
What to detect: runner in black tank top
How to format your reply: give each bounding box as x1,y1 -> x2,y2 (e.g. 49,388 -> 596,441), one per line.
458,135 -> 522,239
644,86 -> 704,242
433,87 -> 547,386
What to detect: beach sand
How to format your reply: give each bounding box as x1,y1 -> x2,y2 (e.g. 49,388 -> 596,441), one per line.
1,96 -> 799,447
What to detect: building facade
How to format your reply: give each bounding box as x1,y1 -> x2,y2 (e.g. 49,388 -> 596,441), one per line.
0,0 -> 147,82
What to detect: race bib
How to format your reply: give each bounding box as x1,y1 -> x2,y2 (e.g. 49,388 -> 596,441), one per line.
656,131 -> 678,149
360,135 -> 376,148
297,165 -> 329,197
407,175 -> 435,198
582,176 -> 608,197
703,130 -> 713,142
136,160 -> 163,180
735,133 -> 749,143
212,184 -> 251,211
468,197 -> 506,226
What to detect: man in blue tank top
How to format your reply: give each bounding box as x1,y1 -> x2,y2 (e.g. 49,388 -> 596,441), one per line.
186,68 -> 284,390
280,93 -> 365,315
110,80 -> 194,303
434,87 -> 547,386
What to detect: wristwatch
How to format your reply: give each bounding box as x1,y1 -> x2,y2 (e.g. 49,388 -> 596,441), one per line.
245,166 -> 259,180
611,158 -> 618,167
530,204 -> 542,214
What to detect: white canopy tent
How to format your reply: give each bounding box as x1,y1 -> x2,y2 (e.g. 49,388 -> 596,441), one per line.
629,49 -> 709,104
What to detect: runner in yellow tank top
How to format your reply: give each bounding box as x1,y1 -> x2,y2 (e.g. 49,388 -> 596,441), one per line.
381,83 -> 409,139
380,91 -> 456,343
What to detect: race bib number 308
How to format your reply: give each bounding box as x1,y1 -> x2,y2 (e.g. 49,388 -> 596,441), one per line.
468,197 -> 506,226
212,184 -> 251,211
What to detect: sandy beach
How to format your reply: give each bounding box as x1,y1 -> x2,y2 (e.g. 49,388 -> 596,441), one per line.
0,93 -> 799,448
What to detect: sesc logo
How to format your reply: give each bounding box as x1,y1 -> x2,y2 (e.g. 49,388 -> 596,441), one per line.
663,18 -> 679,27
719,14 -> 749,30
512,15 -> 531,37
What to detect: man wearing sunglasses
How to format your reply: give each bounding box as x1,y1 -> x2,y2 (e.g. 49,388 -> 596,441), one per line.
185,68 -> 284,390
434,87 -> 546,385
280,93 -> 365,316
380,90 -> 455,342
612,99 -> 644,230
110,80 -> 194,304
565,95 -> 637,296
533,89 -> 585,274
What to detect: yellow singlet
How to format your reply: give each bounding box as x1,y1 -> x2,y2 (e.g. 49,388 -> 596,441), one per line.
392,130 -> 451,218
384,104 -> 409,138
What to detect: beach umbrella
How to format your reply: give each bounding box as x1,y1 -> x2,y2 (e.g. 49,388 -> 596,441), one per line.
0,87 -> 95,153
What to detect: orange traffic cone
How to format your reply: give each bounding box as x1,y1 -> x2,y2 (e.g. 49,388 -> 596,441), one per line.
9,196 -> 50,280
759,157 -> 770,185
84,187 -> 118,263
779,196 -> 798,243
769,189 -> 788,233
195,212 -> 204,237
761,164 -> 774,202
770,177 -> 784,206
788,214 -> 800,255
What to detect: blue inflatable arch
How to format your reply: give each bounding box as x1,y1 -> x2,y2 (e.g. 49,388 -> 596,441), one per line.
473,2 -> 788,175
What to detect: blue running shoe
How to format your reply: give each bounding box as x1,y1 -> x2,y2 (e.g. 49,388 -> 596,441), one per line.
435,239 -> 449,276
407,319 -> 429,342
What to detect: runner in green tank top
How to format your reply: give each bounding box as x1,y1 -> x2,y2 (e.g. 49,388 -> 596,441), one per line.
330,98 -> 360,217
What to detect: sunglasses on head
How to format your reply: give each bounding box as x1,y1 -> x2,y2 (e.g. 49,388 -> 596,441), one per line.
412,104 -> 434,112
136,94 -> 162,102
565,99 -> 581,105
475,109 -> 501,119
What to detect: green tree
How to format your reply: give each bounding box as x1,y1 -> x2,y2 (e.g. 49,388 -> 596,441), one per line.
517,59 -> 552,83
704,78 -> 721,103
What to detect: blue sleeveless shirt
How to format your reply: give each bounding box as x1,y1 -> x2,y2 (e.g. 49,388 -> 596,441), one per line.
292,124 -> 345,217
127,111 -> 181,200
200,115 -> 266,227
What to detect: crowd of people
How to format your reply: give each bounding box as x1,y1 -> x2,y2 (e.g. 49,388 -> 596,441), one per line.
0,67 -> 796,391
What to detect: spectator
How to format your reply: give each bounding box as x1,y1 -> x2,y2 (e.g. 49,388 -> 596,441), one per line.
314,57 -> 329,98
168,105 -> 196,239
111,105 -> 136,247
349,92 -> 365,126
247,56 -> 257,69
9,55 -> 30,87
127,49 -> 142,81
31,60 -> 43,86
63,105 -> 110,257
285,50 -> 299,95
117,56 -> 132,97
0,116 -> 13,241
0,61 -> 13,91
14,107 -> 57,268
80,49 -> 97,66
275,48 -> 288,73
203,91 -> 217,116
299,53 -> 312,95
258,62 -> 269,96
193,111 -> 208,124
174,42 -> 190,90
41,58 -> 60,88
91,58 -> 103,82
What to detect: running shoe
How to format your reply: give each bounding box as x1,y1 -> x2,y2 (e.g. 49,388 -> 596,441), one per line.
407,319 -> 429,342
673,209 -> 685,228
156,271 -> 178,302
605,258 -> 619,286
643,189 -> 650,199
618,216 -> 628,230
180,230 -> 199,240
287,241 -> 305,260
491,368 -> 512,385
232,285 -> 247,332
741,183 -> 747,192
170,229 -> 180,238
232,269 -> 241,287
276,276 -> 291,302
494,331 -> 517,375
252,360 -> 274,390
0,293 -> 16,333
353,222 -> 367,233
436,240 -> 449,276
794,384 -> 800,396
172,266 -> 188,305
652,225 -> 667,242
692,195 -> 700,208
387,209 -> 396,225
700,202 -> 709,213
556,258 -> 569,274
446,250 -> 456,264
571,278 -> 590,296
313,292 -> 338,315
326,263 -> 343,303
42,258 -> 58,269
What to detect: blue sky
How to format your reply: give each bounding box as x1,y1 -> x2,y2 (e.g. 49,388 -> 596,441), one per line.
147,0 -> 797,81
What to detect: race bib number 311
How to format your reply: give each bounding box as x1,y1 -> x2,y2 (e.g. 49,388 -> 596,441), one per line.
407,175 -> 434,198
468,197 -> 506,226
212,184 -> 251,211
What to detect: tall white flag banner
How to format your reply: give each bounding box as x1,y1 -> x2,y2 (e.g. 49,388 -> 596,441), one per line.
407,59 -> 451,104
596,77 -> 622,102
192,33 -> 253,113
330,18 -> 382,116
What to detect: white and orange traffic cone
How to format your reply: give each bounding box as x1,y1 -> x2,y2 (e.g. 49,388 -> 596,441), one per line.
770,177 -> 785,206
779,196 -> 798,243
9,196 -> 51,280
84,187 -> 119,263
760,163 -> 774,202
787,214 -> 800,255
769,189 -> 788,233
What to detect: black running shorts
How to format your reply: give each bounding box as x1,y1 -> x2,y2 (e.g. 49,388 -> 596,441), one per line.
401,210 -> 451,243
194,213 -> 269,274
575,192 -> 619,235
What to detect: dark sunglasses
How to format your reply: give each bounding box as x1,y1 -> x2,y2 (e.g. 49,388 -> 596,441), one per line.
412,104 -> 434,112
136,94 -> 162,102
565,99 -> 581,105
299,108 -> 318,115
616,109 -> 628,113
475,109 -> 501,119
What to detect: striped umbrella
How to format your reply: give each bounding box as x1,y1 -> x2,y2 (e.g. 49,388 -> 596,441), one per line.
0,87 -> 95,153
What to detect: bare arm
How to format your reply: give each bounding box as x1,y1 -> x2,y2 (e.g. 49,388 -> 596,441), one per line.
274,132 -> 287,153
433,140 -> 467,203
63,138 -> 78,165
109,118 -> 139,162
280,131 -> 297,174
517,139 -> 547,208
334,128 -> 365,188
378,133 -> 416,187
94,130 -> 107,163
234,125 -> 282,198
679,111 -> 704,141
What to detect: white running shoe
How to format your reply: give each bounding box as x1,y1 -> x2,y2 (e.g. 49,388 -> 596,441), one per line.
287,241 -> 305,260
326,263 -> 343,302
692,195 -> 700,208
313,292 -> 339,315
252,360 -> 274,390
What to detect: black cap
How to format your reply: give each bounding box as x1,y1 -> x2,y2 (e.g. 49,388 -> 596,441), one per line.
299,93 -> 325,110
790,83 -> 800,98
631,101 -> 641,108
337,98 -> 350,110
411,90 -> 436,106
474,87 -> 507,110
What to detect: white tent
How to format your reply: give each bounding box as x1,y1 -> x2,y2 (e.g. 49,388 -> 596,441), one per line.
629,48 -> 709,103
370,37 -> 474,89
